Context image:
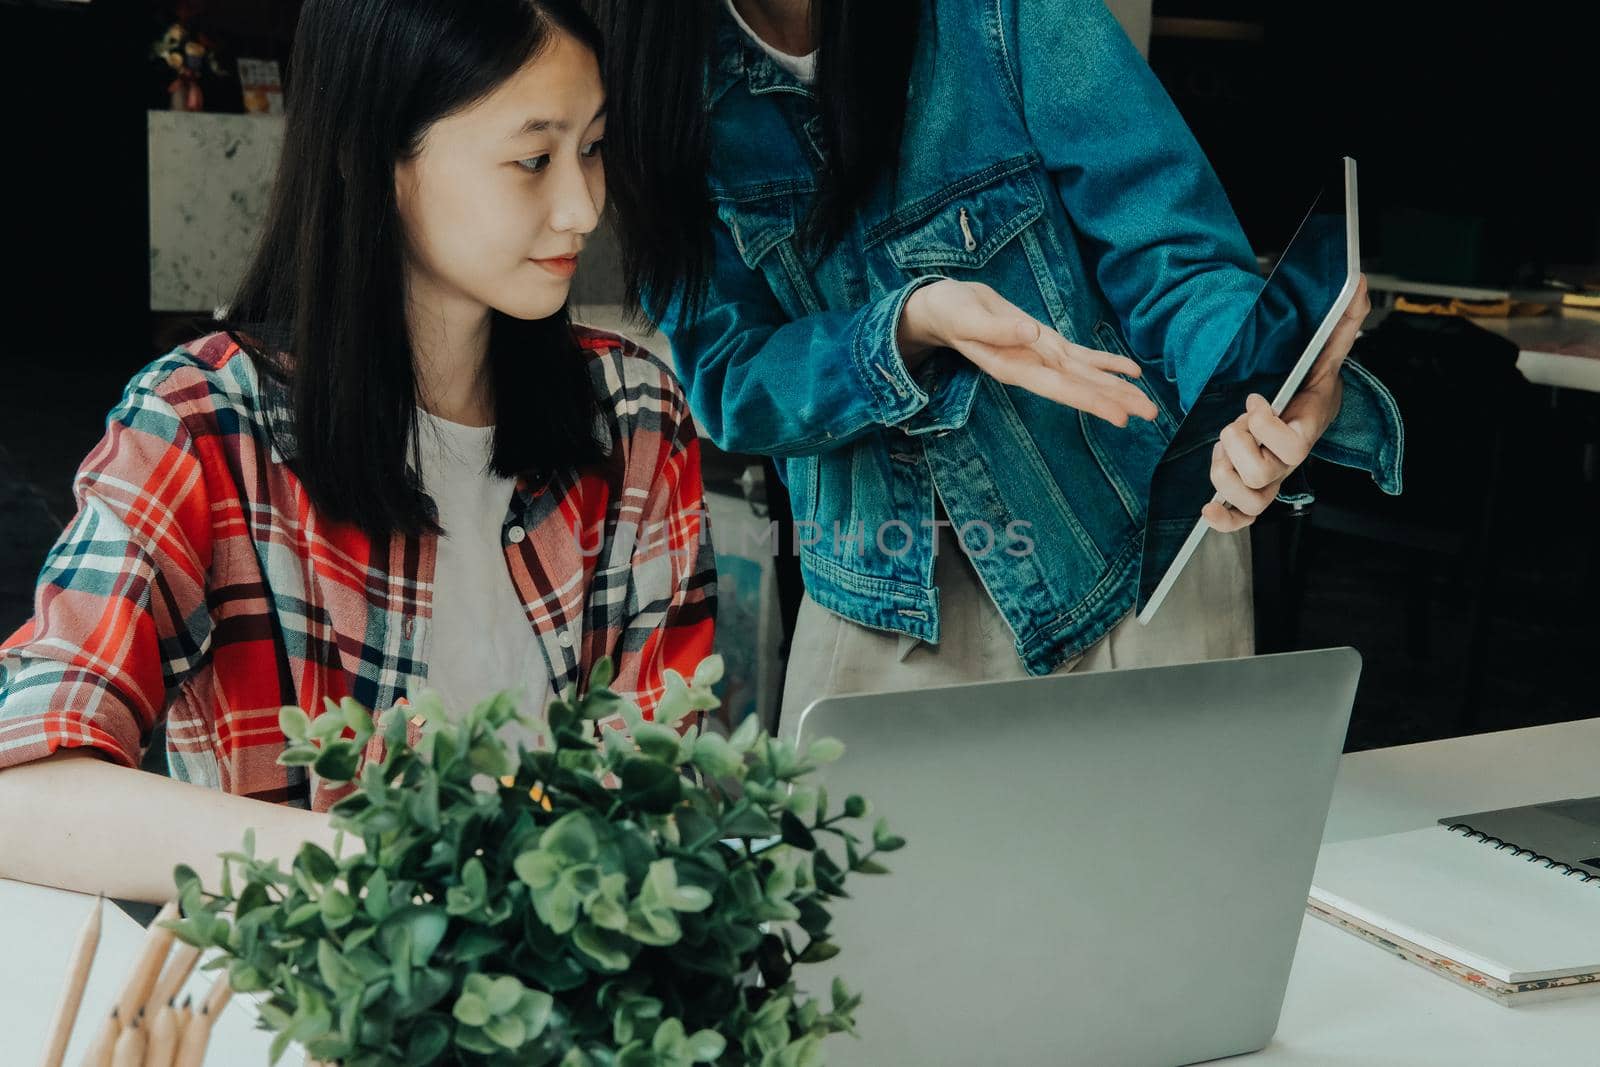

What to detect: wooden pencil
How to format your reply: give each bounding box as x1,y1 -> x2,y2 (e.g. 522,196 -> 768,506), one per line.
77,1006 -> 118,1067
145,1004 -> 179,1067
201,976 -> 232,1019
144,943 -> 202,1019
170,1002 -> 213,1067
171,996 -> 192,1056
108,1011 -> 144,1067
113,902 -> 179,1023
38,894 -> 102,1067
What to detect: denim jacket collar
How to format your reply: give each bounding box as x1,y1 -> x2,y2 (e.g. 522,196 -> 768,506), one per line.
708,5 -> 817,105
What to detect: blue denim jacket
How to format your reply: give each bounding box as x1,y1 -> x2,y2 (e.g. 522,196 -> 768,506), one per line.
655,0 -> 1404,675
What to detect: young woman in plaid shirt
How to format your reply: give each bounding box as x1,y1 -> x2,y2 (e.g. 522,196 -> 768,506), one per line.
0,0 -> 716,902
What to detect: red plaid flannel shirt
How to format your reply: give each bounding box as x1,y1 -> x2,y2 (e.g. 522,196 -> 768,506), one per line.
0,328 -> 716,809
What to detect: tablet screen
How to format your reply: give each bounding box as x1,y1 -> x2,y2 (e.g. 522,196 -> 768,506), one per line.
1137,161 -> 1355,615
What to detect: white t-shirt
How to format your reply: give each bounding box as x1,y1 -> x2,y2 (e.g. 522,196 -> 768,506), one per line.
413,411 -> 551,737
724,0 -> 817,84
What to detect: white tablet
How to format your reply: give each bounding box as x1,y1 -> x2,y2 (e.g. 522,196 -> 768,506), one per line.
1137,157 -> 1361,626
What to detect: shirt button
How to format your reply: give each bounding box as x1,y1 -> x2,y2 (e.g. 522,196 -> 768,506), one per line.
558,630 -> 574,648
507,525 -> 526,544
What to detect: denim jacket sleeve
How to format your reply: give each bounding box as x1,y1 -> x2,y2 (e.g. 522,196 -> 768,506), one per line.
652,219 -> 978,458
1311,358 -> 1405,495
998,0 -> 1262,411
998,0 -> 1403,496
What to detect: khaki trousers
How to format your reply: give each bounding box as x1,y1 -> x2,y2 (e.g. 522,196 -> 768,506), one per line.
779,524 -> 1255,723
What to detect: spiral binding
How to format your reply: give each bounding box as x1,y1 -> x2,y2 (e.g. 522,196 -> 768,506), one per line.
1445,823 -> 1600,884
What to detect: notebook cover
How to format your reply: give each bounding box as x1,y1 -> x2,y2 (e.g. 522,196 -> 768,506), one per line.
1310,825 -> 1600,983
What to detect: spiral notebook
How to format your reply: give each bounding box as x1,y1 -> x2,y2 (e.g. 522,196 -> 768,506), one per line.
1309,796 -> 1600,991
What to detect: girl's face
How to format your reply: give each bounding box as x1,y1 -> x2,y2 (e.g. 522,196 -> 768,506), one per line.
395,29 -> 606,323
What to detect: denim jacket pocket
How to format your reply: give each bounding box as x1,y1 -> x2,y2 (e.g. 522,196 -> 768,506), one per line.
1092,318 -> 1181,436
874,161 -> 1084,346
878,165 -> 1045,273
781,453 -> 821,526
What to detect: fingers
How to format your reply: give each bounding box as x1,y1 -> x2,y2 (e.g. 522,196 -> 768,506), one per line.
1245,393 -> 1313,468
1202,499 -> 1256,533
959,340 -> 1154,427
1028,324 -> 1143,380
1210,439 -> 1280,518
1046,358 -> 1159,426
1306,273 -> 1372,385
961,311 -> 1041,350
1220,405 -> 1291,490
959,284 -> 1044,348
1349,273 -> 1372,322
947,334 -> 1164,428
961,287 -> 1145,382
942,283 -> 1159,426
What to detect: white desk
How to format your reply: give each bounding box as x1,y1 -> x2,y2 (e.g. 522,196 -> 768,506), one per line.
6,721 -> 1598,1064
1254,717 -> 1600,1063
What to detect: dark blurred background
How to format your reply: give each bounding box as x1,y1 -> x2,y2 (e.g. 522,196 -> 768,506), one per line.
1,0 -> 1595,749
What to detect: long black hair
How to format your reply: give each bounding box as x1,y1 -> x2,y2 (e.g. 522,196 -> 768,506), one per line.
224,0 -> 610,539
593,0 -> 921,321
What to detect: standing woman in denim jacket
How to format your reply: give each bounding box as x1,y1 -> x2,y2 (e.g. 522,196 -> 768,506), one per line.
594,0 -> 1403,718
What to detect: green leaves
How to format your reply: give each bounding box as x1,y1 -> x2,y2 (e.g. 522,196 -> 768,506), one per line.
779,812 -> 816,851
619,758 -> 682,813
513,849 -> 561,891
805,737 -> 845,765
796,940 -> 840,965
452,973 -> 554,1054
445,857 -> 488,918
873,817 -> 907,853
573,921 -> 634,971
312,739 -> 360,782
378,905 -> 448,965
641,859 -> 713,914
279,705 -> 310,741
296,842 -> 337,884
542,811 -> 600,864
171,655 -> 898,1066
633,722 -> 684,764
689,733 -> 743,781
721,806 -> 780,840
318,888 -> 357,930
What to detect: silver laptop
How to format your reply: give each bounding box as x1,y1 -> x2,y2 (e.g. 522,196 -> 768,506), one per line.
782,648 -> 1362,1067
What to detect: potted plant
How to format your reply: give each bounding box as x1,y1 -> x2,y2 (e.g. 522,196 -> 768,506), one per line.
169,656 -> 903,1066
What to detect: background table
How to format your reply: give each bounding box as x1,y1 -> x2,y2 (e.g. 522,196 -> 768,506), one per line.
1466,307 -> 1600,394
1362,275 -> 1600,395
